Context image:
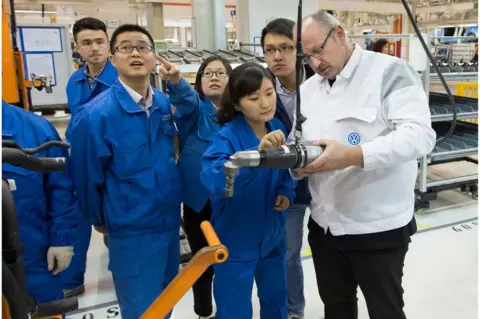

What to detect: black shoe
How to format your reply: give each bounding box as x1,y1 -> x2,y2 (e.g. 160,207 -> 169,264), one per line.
63,284 -> 85,298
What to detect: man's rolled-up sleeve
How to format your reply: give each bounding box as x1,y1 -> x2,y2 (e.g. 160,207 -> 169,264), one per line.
361,60 -> 437,171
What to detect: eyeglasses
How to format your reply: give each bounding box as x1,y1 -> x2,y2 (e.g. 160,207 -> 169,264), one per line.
115,44 -> 154,53
302,28 -> 335,62
264,45 -> 295,57
201,71 -> 228,78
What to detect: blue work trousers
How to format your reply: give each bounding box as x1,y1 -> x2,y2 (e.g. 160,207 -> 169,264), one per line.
213,239 -> 287,319
285,204 -> 307,317
109,229 -> 180,319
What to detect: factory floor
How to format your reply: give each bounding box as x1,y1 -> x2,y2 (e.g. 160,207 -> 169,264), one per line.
46,114 -> 478,319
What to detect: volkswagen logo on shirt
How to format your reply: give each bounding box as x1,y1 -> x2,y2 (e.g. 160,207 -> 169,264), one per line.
348,132 -> 361,145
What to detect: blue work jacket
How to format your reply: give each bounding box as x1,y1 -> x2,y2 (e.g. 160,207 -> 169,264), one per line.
201,114 -> 296,259
65,60 -> 118,119
65,61 -> 117,143
68,80 -> 182,238
1,101 -> 78,262
167,78 -> 219,213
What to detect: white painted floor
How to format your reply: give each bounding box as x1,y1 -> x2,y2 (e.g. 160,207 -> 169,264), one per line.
64,193 -> 478,319
48,116 -> 478,319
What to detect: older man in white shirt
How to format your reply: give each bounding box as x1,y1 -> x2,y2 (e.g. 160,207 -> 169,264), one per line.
291,11 -> 436,319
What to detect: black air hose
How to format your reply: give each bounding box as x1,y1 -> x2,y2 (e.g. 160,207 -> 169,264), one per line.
400,0 -> 457,144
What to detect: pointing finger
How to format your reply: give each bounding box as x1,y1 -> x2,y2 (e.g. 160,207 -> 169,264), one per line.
155,55 -> 172,70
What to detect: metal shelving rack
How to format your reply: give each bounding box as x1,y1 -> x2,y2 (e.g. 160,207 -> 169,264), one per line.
416,35 -> 478,210
155,51 -> 267,94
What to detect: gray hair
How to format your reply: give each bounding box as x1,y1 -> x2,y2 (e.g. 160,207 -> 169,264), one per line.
305,10 -> 342,33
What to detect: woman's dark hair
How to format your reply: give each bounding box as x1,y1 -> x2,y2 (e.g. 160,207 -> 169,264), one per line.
216,62 -> 274,125
194,56 -> 233,100
372,39 -> 389,53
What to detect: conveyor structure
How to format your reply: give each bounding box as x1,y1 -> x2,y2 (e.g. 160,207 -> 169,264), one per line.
430,92 -> 478,122
416,89 -> 479,210
431,121 -> 478,162
156,48 -> 265,65
155,51 -> 267,94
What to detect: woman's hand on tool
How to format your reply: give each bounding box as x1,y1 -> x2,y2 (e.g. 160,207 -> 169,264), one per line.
259,130 -> 286,150
156,55 -> 182,85
274,195 -> 290,211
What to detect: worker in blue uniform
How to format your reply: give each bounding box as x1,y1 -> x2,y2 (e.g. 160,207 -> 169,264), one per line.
61,17 -> 117,298
200,62 -> 296,319
68,24 -> 182,319
2,101 -> 78,304
158,54 -> 232,319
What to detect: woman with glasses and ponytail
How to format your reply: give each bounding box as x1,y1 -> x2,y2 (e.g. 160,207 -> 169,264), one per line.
158,55 -> 232,319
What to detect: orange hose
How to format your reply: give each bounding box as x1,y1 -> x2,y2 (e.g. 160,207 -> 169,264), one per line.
200,221 -> 220,247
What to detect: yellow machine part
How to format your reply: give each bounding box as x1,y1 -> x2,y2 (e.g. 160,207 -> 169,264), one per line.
457,82 -> 478,98
456,82 -> 478,124
2,0 -> 20,104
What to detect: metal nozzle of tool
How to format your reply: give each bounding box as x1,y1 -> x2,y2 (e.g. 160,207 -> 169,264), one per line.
44,76 -> 53,93
223,144 -> 324,197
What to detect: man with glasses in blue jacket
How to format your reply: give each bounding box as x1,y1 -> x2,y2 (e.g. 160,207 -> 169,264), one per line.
68,24 -> 182,319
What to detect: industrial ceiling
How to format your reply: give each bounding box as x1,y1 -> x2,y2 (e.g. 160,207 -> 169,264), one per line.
12,0 -> 479,28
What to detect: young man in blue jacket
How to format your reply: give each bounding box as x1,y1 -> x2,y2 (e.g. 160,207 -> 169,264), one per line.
2,101 -> 78,304
68,24 -> 182,319
261,18 -> 315,319
61,17 -> 118,298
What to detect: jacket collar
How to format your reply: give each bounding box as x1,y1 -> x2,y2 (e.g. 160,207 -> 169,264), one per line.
118,78 -> 154,108
316,43 -> 362,86
204,99 -> 216,116
111,78 -> 164,114
338,43 -> 362,80
232,114 -> 275,150
74,60 -> 118,86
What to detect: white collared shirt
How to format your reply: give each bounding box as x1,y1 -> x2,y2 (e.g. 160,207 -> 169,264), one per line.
118,79 -> 154,117
292,44 -> 436,235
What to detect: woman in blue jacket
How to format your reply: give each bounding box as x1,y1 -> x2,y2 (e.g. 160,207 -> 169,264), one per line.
158,55 -> 232,319
200,62 -> 296,319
